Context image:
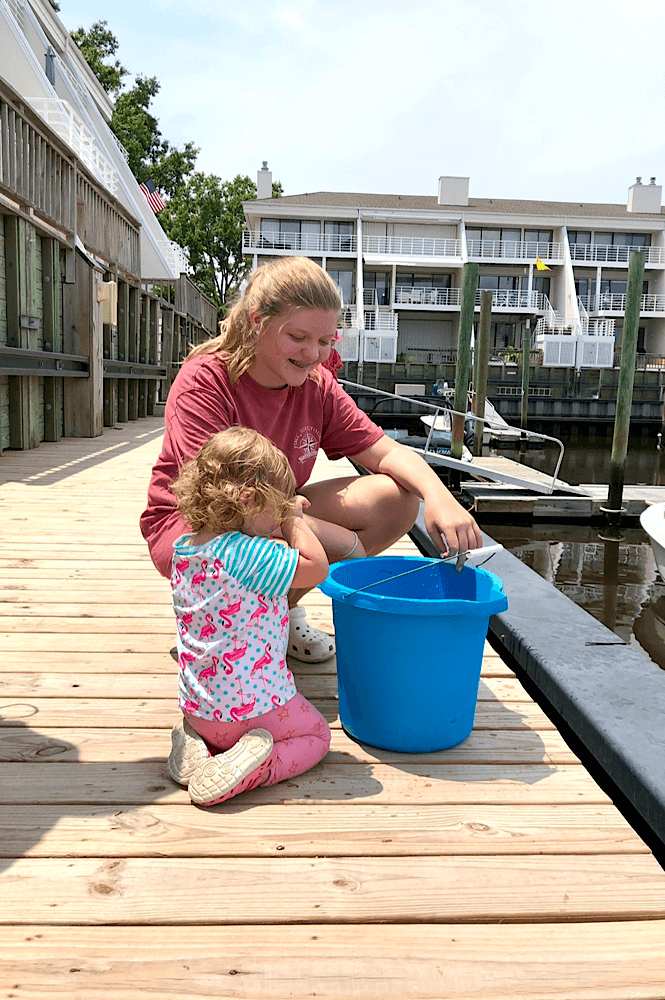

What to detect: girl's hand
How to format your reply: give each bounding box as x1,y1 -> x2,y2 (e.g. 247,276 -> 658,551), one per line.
423,493 -> 483,557
291,495 -> 310,518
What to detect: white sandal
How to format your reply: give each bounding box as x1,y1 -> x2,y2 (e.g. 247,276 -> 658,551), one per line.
167,717 -> 209,786
288,606 -> 335,663
188,729 -> 274,805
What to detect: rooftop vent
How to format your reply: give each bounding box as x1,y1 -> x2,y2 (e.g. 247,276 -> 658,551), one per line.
627,176 -> 662,214
438,176 -> 469,207
257,161 -> 272,200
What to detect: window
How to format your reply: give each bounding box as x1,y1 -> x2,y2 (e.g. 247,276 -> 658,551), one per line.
522,275 -> 550,298
524,229 -> 553,245
490,323 -> 517,348
259,218 -> 320,249
327,269 -> 354,305
478,275 -> 519,290
397,273 -> 451,289
568,230 -> 591,244
364,271 -> 391,305
324,221 -> 354,252
467,227 -> 523,258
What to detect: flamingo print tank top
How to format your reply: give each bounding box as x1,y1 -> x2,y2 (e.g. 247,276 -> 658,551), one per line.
172,531 -> 299,722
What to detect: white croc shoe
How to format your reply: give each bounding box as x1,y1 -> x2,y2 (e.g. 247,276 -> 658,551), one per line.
167,716 -> 209,786
288,606 -> 335,663
188,729 -> 274,805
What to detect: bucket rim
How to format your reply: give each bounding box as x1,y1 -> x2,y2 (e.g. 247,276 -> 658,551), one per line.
320,555 -> 508,617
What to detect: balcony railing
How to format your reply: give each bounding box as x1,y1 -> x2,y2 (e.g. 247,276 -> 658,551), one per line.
28,98 -> 119,196
578,293 -> 665,314
243,231 -> 357,254
466,240 -> 564,261
394,287 -> 546,310
395,286 -> 461,307
569,244 -> 665,265
363,236 -> 462,258
341,306 -> 398,332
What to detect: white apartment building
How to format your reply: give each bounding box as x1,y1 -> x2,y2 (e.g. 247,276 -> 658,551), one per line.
243,168 -> 665,372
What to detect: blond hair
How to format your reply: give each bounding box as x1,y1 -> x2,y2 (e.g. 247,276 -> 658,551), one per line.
171,427 -> 297,534
186,257 -> 342,382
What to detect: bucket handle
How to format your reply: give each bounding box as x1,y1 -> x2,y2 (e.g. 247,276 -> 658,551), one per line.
341,545 -> 503,599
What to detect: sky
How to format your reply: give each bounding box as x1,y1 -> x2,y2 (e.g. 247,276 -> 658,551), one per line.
56,0 -> 665,206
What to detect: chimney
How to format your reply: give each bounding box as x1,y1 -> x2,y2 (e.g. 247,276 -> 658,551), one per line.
257,161 -> 273,200
627,175 -> 662,213
438,176 -> 469,207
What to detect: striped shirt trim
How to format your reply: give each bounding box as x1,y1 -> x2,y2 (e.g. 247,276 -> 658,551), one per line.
209,532 -> 299,598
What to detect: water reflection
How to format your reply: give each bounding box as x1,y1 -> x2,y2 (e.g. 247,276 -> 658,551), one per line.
488,523 -> 665,671
497,433 -> 665,487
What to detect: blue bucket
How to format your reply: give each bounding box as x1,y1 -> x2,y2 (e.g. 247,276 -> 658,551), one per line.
319,556 -> 508,752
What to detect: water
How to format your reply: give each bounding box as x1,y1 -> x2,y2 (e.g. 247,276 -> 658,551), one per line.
483,428 -> 665,670
505,428 -> 665,487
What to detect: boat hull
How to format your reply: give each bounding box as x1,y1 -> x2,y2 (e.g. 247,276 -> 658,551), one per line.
640,501 -> 665,579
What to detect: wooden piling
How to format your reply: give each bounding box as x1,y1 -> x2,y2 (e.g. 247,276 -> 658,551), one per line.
521,320 -> 531,430
606,250 -> 645,524
473,289 -> 492,456
452,262 -> 478,459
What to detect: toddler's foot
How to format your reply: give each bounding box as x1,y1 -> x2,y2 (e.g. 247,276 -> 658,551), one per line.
288,606 -> 335,662
167,716 -> 209,786
188,729 -> 274,805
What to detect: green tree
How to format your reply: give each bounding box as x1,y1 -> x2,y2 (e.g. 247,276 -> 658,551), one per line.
71,20 -> 128,97
159,174 -> 282,314
49,2 -> 61,10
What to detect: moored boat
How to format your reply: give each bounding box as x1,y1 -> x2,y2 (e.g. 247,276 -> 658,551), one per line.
640,501 -> 665,578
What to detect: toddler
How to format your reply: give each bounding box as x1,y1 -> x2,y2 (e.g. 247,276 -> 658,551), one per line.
167,426 -> 333,806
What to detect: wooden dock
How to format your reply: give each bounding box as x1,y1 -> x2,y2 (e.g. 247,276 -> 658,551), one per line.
1,417 -> 665,998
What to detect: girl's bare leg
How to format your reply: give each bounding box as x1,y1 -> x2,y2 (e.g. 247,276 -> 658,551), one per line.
289,473 -> 420,605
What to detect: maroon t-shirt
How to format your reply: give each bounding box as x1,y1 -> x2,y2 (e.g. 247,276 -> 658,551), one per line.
140,354 -> 384,577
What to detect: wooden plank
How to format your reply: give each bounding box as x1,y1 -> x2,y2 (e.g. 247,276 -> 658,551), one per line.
0,724 -> 579,766
0,697 -> 555,730
1,856 -> 663,924
1,922 -> 664,1000
0,803 -> 645,858
0,671 -> 531,703
0,762 -> 609,806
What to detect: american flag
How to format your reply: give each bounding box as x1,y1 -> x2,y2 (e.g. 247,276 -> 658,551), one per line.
139,177 -> 166,213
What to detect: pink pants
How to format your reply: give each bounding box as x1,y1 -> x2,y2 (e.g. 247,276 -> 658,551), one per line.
185,692 -> 331,805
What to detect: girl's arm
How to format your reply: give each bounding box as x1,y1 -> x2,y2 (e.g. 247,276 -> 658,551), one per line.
281,504 -> 330,589
351,435 -> 483,556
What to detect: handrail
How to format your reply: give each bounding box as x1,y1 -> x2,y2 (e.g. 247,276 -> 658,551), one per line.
339,379 -> 565,495
569,243 -> 665,265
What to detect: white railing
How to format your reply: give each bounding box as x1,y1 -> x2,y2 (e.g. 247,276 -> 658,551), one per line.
3,0 -> 25,31
242,230 -> 357,254
362,235 -> 462,258
341,306 -> 398,331
569,243 -> 665,265
586,318 -> 616,337
394,287 -> 546,310
394,286 -> 461,307
578,293 -> 665,314
466,240 -> 564,261
28,98 -> 119,196
157,240 -> 191,277
477,289 -> 546,310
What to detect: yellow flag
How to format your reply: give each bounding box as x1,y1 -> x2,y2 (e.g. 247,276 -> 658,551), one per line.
536,257 -> 551,271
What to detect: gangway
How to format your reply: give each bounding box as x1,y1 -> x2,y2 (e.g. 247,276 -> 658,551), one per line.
340,379 -> 586,497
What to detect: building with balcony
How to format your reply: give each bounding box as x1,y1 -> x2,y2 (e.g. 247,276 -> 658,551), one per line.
242,168 -> 665,374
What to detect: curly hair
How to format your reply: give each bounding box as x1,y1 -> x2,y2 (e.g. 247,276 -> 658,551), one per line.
185,257 -> 342,383
170,427 -> 297,534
